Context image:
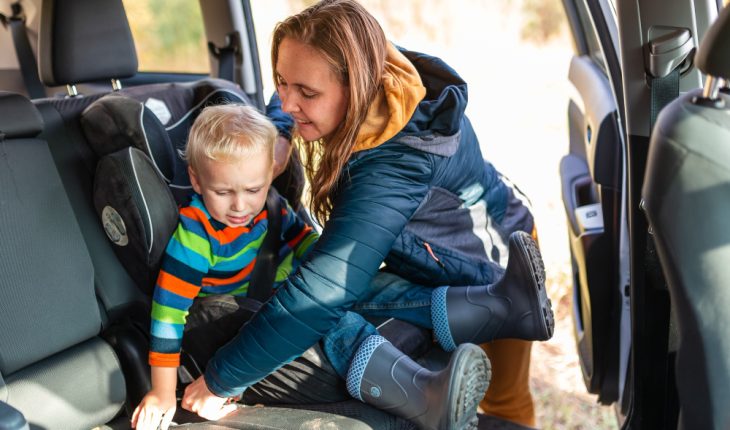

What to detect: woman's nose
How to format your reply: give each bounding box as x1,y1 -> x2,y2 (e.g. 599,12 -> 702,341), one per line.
279,90 -> 299,113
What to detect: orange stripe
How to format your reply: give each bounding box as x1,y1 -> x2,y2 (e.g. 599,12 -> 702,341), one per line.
157,270 -> 201,298
215,210 -> 268,245
149,351 -> 180,367
287,225 -> 312,249
180,205 -> 250,245
202,259 -> 256,286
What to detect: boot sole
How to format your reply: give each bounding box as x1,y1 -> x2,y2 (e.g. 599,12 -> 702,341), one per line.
514,231 -> 555,340
443,344 -> 492,430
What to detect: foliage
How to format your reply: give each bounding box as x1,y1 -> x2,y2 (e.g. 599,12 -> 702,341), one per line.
520,0 -> 567,44
123,0 -> 209,73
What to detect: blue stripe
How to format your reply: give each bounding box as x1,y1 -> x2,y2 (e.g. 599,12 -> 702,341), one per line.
207,268 -> 244,278
213,225 -> 266,258
151,336 -> 182,354
213,250 -> 257,271
153,286 -> 195,310
179,214 -> 210,240
166,238 -> 210,273
161,254 -> 207,285
201,282 -> 249,295
150,321 -> 184,339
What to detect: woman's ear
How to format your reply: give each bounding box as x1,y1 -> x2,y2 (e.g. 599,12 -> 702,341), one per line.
189,166 -> 202,194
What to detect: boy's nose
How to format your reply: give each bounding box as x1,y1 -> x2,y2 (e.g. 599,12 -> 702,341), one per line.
232,195 -> 246,212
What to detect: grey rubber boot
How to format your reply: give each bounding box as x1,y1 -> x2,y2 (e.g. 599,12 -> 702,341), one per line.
346,336 -> 491,430
432,231 -> 554,351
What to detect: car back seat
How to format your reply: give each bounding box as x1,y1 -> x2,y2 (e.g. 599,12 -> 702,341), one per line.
0,90 -> 128,429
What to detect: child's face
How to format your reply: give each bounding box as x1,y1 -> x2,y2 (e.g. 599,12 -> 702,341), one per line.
189,151 -> 273,228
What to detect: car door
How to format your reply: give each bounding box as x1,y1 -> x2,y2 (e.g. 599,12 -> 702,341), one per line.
562,0 -> 722,428
559,0 -> 627,411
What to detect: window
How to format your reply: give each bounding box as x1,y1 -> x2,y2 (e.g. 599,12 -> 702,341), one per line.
122,0 -> 210,74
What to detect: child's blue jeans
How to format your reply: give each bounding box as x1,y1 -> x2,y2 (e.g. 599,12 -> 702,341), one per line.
321,271 -> 436,378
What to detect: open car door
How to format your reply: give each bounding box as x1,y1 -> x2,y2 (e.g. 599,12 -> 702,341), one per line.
559,0 -> 627,409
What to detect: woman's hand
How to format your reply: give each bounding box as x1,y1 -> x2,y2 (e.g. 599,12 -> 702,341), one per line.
131,389 -> 176,430
181,375 -> 238,420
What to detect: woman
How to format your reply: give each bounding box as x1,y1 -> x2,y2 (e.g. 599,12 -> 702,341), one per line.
182,1 -> 553,428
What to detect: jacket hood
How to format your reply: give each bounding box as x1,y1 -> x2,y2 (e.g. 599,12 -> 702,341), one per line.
353,44 -> 469,154
398,49 -> 468,138
353,43 -> 426,152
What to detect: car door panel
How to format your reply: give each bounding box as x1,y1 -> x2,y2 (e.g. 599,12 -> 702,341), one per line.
561,53 -> 622,404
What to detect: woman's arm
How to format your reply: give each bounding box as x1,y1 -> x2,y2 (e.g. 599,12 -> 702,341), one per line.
202,144 -> 435,397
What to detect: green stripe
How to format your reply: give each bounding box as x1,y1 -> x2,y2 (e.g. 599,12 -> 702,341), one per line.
227,283 -> 250,296
174,228 -> 213,265
275,253 -> 294,282
211,231 -> 266,265
294,233 -> 318,259
151,302 -> 189,325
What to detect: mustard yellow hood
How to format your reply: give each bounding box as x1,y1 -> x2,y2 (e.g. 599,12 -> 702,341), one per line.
353,43 -> 427,153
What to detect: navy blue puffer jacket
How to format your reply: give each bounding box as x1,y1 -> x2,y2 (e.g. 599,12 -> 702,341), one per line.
204,47 -> 533,396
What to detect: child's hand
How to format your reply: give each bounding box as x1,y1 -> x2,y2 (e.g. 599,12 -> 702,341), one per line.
131,389 -> 177,430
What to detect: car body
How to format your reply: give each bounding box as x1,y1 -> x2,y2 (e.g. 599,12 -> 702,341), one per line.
1,0 -> 729,429
560,0 -> 730,428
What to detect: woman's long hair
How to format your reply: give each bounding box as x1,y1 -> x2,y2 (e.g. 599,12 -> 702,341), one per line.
272,0 -> 387,223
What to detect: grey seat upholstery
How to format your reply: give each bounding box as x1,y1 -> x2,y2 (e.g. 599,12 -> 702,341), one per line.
0,91 -> 126,429
642,5 -> 730,430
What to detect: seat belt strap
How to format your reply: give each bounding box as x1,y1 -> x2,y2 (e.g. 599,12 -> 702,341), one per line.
1,3 -> 46,98
208,32 -> 239,82
248,188 -> 283,303
650,68 -> 680,131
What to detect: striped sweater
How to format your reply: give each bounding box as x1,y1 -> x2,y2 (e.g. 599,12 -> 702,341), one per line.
149,193 -> 318,367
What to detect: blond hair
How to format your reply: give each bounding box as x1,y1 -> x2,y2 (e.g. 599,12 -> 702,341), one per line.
185,104 -> 277,172
272,0 -> 387,223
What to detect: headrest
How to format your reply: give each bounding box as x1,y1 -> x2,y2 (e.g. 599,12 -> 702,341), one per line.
81,94 -> 176,183
696,4 -> 730,79
38,0 -> 138,87
0,92 -> 44,138
81,79 -> 250,203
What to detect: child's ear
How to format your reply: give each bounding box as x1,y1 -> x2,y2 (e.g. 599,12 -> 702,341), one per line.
189,166 -> 202,194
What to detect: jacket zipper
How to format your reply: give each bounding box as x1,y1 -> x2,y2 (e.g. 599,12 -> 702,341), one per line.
423,242 -> 446,269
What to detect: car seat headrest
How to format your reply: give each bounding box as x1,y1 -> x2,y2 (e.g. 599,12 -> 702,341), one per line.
81,94 -> 176,183
84,79 -> 252,203
38,0 -> 138,87
696,4 -> 730,79
0,92 -> 44,138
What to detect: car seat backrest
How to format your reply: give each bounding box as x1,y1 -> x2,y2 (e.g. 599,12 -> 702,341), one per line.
0,91 -> 126,429
31,0 -> 147,321
642,6 -> 730,430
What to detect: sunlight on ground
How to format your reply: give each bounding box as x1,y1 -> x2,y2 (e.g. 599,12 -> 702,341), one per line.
252,1 -> 619,428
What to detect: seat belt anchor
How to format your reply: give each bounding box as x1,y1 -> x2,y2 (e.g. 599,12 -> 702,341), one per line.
644,26 -> 695,81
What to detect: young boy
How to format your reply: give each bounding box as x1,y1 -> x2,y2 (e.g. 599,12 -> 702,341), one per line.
131,104 -> 318,430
